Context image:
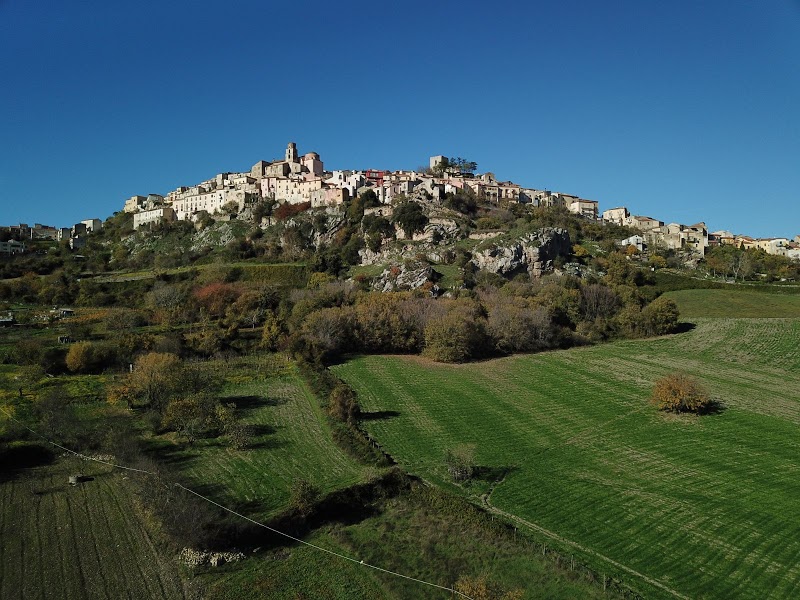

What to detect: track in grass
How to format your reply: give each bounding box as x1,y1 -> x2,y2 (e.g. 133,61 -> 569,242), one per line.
333,314 -> 800,599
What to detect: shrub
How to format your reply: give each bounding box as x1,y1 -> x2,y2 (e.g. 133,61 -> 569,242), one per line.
273,201 -> 311,221
445,444 -> 476,482
328,383 -> 360,424
650,373 -> 713,414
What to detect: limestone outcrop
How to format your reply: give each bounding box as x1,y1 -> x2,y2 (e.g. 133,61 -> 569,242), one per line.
470,227 -> 571,278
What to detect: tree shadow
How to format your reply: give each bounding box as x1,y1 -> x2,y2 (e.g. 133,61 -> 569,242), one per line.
473,465 -> 517,483
697,399 -> 726,416
360,410 -> 401,421
674,322 -> 697,334
223,395 -> 288,410
0,444 -> 55,483
245,438 -> 288,451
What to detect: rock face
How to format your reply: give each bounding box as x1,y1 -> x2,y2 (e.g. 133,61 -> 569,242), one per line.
372,263 -> 440,293
471,227 -> 571,278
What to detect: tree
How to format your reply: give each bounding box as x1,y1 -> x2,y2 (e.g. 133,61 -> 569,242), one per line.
433,156 -> 478,177
193,282 -> 242,320
640,296 -> 679,336
393,201 -> 428,237
328,383 -> 360,424
65,341 -> 98,374
125,352 -> 182,410
651,373 -> 713,413
423,303 -> 486,363
290,479 -> 320,516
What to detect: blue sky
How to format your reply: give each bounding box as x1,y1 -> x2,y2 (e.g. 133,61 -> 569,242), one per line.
1,0 -> 798,238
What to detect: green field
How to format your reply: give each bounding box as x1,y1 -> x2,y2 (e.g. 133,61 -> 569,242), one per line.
149,355 -> 375,519
333,291 -> 800,599
0,454 -> 184,599
665,288 -> 800,318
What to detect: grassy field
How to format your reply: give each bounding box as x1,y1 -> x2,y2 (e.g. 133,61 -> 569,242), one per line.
148,355 -> 376,519
0,451 -> 185,599
333,290 -> 800,599
665,288 -> 800,318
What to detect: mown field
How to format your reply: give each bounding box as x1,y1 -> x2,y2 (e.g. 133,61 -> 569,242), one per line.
0,453 -> 185,599
148,355 -> 376,519
665,288 -> 800,318
334,289 -> 800,599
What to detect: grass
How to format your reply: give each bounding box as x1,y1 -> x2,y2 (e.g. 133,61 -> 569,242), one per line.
0,453 -> 184,599
333,292 -> 800,599
198,486 -> 616,600
147,355 -> 377,520
665,288 -> 800,318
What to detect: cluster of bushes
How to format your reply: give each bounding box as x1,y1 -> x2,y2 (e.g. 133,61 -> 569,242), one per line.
284,271 -> 679,364
109,352 -> 250,447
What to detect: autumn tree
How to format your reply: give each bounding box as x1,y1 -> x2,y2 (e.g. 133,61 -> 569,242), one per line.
161,393 -> 230,443
640,296 -> 679,336
193,282 -> 242,320
485,296 -> 553,353
423,301 -> 486,363
651,373 -> 713,414
580,283 -> 621,322
328,383 -> 360,424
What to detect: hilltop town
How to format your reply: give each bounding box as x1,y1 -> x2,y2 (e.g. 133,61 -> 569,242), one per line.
2,141 -> 800,262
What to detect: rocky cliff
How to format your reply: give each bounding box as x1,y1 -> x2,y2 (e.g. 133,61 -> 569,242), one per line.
471,227 -> 571,278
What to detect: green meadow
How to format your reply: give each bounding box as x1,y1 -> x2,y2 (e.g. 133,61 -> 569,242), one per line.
333,290 -> 800,599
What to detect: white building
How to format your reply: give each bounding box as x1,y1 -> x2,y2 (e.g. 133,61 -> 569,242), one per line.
133,207 -> 176,230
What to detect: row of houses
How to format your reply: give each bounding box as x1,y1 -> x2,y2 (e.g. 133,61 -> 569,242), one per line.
1,219 -> 103,253
126,142 -> 602,230
120,142 -> 797,260
606,207 -> 800,259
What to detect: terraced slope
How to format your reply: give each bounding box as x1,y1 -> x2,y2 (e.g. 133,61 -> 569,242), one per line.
334,296 -> 800,599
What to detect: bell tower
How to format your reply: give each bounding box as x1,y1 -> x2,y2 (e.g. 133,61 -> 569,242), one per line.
286,142 -> 298,163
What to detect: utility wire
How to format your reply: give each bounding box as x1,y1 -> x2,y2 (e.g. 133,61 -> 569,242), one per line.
0,405 -> 474,599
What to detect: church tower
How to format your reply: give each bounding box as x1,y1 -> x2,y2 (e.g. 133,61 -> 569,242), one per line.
286,142 -> 298,163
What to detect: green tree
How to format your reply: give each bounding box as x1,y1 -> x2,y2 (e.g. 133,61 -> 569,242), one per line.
640,296 -> 679,336
393,201 -> 428,237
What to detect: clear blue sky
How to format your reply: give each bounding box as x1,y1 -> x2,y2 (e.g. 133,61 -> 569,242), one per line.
1,0 -> 798,238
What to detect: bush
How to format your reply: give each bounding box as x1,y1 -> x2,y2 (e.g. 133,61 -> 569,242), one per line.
650,373 -> 713,414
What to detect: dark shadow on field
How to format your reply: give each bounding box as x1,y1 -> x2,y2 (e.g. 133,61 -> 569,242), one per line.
697,399 -> 726,416
674,322 -> 697,334
217,469 -> 414,552
0,444 -> 55,483
223,395 -> 288,410
326,353 -> 364,367
473,465 -> 517,483
244,437 -> 288,451
360,410 -> 401,421
140,441 -> 198,467
248,423 -> 277,436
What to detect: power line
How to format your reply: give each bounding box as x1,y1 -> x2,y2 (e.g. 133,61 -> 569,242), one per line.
0,405 -> 474,599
